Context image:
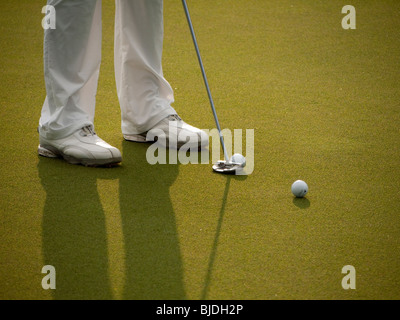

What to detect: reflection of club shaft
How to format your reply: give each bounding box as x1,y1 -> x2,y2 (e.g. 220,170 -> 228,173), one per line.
201,176 -> 231,299
182,0 -> 229,162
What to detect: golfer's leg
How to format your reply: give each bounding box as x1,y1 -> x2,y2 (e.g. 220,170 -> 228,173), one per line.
39,0 -> 102,140
114,0 -> 176,135
38,0 -> 121,166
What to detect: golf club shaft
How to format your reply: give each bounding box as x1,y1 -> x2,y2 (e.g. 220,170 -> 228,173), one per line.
182,0 -> 229,162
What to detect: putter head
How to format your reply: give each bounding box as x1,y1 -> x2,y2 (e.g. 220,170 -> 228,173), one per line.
212,160 -> 245,174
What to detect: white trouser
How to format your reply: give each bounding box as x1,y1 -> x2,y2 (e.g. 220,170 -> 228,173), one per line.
39,0 -> 176,140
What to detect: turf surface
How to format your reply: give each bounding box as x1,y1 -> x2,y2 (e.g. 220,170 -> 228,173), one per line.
0,0 -> 399,300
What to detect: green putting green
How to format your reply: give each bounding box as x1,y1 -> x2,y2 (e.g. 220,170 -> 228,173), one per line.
0,0 -> 399,300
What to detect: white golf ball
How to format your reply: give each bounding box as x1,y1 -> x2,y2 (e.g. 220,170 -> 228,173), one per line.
230,153 -> 246,167
291,180 -> 308,198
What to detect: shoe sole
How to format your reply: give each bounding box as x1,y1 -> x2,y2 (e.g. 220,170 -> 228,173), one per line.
38,145 -> 122,167
123,134 -> 208,150
123,133 -> 149,143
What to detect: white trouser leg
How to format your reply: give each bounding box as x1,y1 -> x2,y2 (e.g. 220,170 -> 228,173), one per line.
39,0 -> 102,140
115,0 -> 176,135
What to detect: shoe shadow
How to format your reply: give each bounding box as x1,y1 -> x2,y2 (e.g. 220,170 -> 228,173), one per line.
38,158 -> 113,299
119,141 -> 185,299
38,141 -> 185,299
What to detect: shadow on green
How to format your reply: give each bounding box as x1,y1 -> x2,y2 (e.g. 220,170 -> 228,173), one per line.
38,141 -> 185,299
292,197 -> 311,209
201,173 -> 247,299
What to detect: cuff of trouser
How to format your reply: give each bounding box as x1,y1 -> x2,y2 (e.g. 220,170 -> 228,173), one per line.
122,106 -> 177,135
38,121 -> 94,140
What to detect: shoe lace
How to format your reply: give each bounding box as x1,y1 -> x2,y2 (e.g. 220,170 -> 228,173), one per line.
80,126 -> 96,137
167,114 -> 182,121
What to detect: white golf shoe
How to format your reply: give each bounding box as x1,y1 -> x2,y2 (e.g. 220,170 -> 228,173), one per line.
38,126 -> 122,166
123,114 -> 209,149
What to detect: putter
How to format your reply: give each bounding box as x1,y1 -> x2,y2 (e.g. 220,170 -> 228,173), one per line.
182,0 -> 244,174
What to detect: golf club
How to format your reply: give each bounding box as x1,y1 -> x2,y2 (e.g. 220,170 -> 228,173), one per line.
182,0 -> 244,174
